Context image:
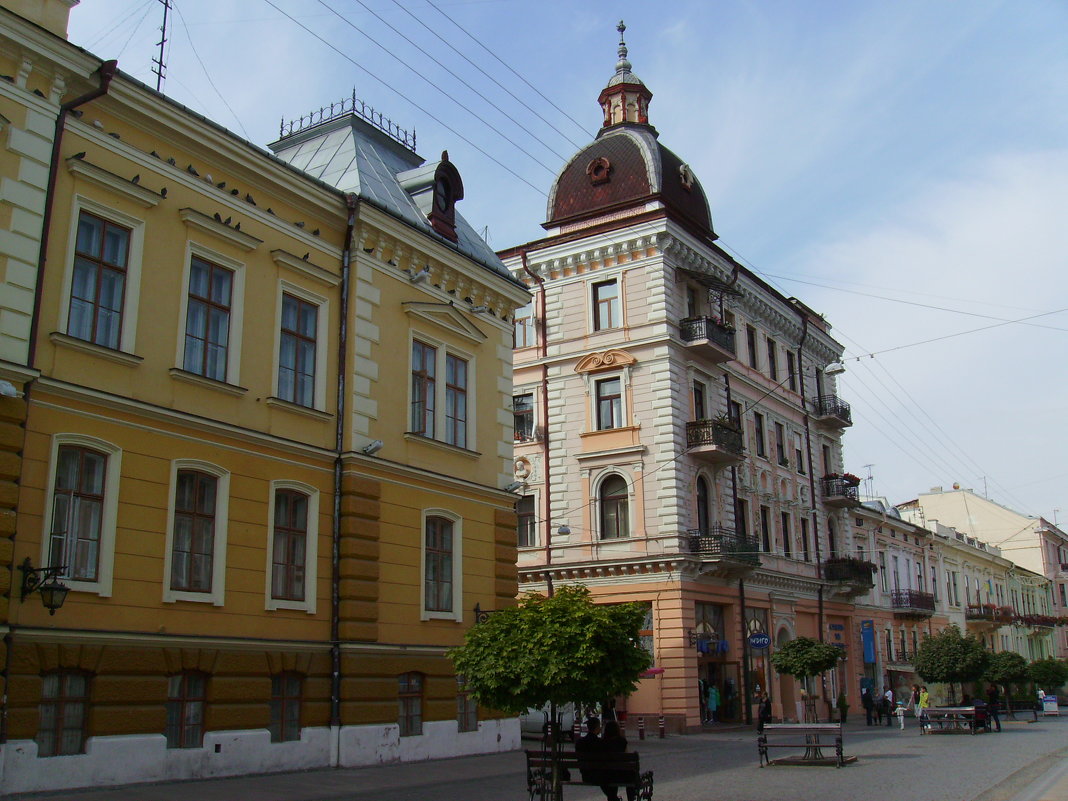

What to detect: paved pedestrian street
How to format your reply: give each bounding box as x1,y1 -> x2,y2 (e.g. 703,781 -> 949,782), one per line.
12,717 -> 1068,801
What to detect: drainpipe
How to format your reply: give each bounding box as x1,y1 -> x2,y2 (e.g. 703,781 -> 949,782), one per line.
521,250 -> 553,597
28,59 -> 118,371
330,193 -> 358,761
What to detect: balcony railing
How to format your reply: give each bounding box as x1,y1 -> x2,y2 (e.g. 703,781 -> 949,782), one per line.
685,526 -> 760,566
1016,614 -> 1058,629
820,477 -> 860,507
966,605 -> 1015,625
813,394 -> 853,427
679,317 -> 736,364
889,650 -> 915,664
686,420 -> 744,463
891,589 -> 936,616
824,557 -> 876,585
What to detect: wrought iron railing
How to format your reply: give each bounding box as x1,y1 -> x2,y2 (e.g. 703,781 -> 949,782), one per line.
279,90 -> 416,150
824,557 -> 876,585
965,605 -> 1014,624
814,394 -> 852,425
686,420 -> 744,454
685,526 -> 760,565
820,477 -> 860,502
890,589 -> 936,613
679,317 -> 736,354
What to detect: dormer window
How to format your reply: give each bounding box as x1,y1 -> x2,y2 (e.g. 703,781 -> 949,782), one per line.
427,152 -> 464,243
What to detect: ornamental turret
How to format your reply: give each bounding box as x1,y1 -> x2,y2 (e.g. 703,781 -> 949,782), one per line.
597,21 -> 653,128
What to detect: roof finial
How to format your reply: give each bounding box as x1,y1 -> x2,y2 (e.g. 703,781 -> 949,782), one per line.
616,19 -> 631,73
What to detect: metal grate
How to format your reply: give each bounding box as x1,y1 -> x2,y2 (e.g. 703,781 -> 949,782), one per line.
279,90 -> 416,151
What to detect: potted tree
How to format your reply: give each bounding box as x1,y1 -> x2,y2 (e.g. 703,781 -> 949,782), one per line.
913,625 -> 989,704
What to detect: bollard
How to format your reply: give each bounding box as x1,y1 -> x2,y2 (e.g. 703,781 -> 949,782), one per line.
658,714 -> 666,738
638,716 -> 645,740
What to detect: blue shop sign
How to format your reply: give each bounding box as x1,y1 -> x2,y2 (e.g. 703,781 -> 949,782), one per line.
748,632 -> 771,650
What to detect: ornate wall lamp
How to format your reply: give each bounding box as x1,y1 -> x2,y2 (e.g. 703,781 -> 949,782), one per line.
18,557 -> 70,615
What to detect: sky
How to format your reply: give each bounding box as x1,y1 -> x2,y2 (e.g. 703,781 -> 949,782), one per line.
66,0 -> 1068,521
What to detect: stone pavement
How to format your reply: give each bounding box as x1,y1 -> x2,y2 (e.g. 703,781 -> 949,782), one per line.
8,716 -> 1067,801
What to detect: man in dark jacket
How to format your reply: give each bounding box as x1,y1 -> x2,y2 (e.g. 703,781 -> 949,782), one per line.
575,717 -> 606,784
861,687 -> 875,725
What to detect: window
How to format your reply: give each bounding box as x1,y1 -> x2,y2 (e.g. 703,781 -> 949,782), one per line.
425,515 -> 454,613
735,498 -> 749,538
48,444 -> 106,581
272,489 -> 308,602
37,671 -> 89,757
766,337 -> 778,380
592,279 -> 619,330
685,286 -> 698,318
879,553 -> 889,592
781,512 -> 792,558
753,413 -> 767,458
692,380 -> 706,420
892,555 -> 901,590
599,474 -> 629,540
513,300 -> 536,348
794,433 -> 805,475
951,572 -> 960,605
183,256 -> 232,382
885,629 -> 893,661
759,505 -> 771,552
68,210 -> 129,349
398,672 -> 423,736
444,354 -> 468,448
596,377 -> 622,430
931,566 -> 938,602
513,393 -> 534,442
266,481 -> 319,613
269,673 -> 302,743
746,325 -> 758,368
916,562 -> 924,592
822,444 -> 832,476
517,495 -> 536,547
800,518 -> 810,562
774,422 -> 787,466
786,351 -> 797,392
456,676 -> 478,733
166,672 -> 206,748
696,476 -> 710,533
278,293 -> 317,407
1061,584 -> 1067,607
728,400 -> 742,427
638,604 -> 654,666
170,469 -> 217,593
828,518 -> 838,557
411,340 -> 436,437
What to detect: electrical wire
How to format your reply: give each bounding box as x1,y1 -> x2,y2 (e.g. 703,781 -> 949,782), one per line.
113,1 -> 156,62
83,0 -> 153,51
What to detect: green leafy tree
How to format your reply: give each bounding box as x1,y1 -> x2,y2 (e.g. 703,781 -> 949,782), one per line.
770,637 -> 842,680
1028,658 -> 1068,693
984,651 -> 1029,699
913,626 -> 989,702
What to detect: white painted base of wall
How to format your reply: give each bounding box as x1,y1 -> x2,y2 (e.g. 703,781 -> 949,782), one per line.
0,718 -> 520,795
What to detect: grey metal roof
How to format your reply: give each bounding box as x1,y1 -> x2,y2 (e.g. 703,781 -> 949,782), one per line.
269,115 -> 515,282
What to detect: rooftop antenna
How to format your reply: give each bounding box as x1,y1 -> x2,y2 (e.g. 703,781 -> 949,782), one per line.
151,0 -> 172,93
862,463 -> 875,500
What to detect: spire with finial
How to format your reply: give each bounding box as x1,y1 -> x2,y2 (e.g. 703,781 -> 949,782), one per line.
598,19 -> 652,128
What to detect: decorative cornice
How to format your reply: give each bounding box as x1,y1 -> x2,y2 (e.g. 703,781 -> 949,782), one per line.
520,233 -> 661,283
179,207 -> 263,251
574,348 -> 638,374
66,156 -> 163,208
403,301 -> 487,343
271,249 -> 340,287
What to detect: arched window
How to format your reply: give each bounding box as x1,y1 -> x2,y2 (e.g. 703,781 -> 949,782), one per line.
599,475 -> 629,540
696,477 -> 710,534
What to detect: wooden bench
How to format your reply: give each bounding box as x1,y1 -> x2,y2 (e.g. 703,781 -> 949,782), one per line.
525,749 -> 654,801
757,722 -> 844,768
1004,700 -> 1039,721
921,706 -> 987,734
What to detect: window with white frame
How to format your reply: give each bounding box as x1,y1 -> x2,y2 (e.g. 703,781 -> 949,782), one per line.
517,495 -> 536,547
422,510 -> 462,620
513,300 -> 535,348
592,279 -> 620,331
278,293 -> 317,407
410,337 -> 474,449
163,460 -> 229,606
513,393 -> 534,442
182,255 -> 232,382
265,481 -> 319,613
60,198 -> 146,355
599,474 -> 630,540
43,434 -> 121,597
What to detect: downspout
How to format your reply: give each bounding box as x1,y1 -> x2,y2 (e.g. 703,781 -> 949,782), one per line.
521,250 -> 553,597
28,59 -> 118,371
330,193 -> 358,764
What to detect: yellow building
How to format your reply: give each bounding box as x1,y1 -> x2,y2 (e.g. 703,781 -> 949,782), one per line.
0,1 -> 528,793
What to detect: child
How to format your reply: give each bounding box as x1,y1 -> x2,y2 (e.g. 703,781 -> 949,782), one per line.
895,701 -> 907,730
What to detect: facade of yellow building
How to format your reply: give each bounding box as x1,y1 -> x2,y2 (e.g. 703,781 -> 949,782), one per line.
0,1 -> 528,793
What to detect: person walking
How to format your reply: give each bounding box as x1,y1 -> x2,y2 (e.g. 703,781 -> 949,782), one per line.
758,692 -> 773,732
918,686 -> 931,730
707,684 -> 720,723
986,684 -> 1002,733
600,720 -> 637,801
883,686 -> 894,727
861,687 -> 875,726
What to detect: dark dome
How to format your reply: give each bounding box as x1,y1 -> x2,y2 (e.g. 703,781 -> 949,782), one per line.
545,126 -> 715,240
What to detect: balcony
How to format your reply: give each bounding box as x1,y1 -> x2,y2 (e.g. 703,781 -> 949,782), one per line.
820,476 -> 860,507
891,589 -> 936,619
679,316 -> 736,364
965,604 -> 1014,631
823,557 -> 876,598
686,420 -> 744,465
1015,614 -> 1058,632
685,526 -> 760,578
888,650 -> 915,665
812,394 -> 853,427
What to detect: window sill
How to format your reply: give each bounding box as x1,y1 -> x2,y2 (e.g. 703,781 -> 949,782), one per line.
267,597 -> 316,614
404,432 -> 480,458
169,368 -> 248,396
164,589 -> 225,606
50,332 -> 143,366
265,396 -> 333,421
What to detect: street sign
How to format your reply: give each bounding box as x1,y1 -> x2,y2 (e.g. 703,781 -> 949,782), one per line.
748,631 -> 771,649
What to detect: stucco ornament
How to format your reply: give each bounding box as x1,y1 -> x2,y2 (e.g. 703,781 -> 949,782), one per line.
574,348 -> 638,374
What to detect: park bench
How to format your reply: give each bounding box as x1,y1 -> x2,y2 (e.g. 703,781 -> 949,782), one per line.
921,706 -> 987,734
1004,700 -> 1039,722
757,722 -> 845,768
525,748 -> 654,801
